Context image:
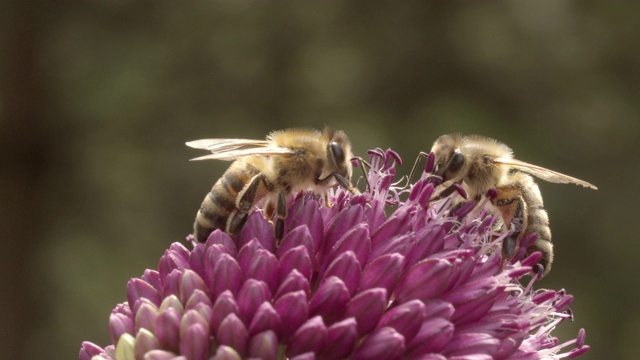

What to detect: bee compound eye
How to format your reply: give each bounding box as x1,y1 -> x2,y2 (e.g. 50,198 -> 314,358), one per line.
330,141 -> 345,165
448,152 -> 465,172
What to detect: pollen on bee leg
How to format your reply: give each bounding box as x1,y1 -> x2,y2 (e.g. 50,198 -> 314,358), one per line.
323,192 -> 335,208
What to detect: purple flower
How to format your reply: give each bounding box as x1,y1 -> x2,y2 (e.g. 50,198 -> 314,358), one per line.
80,149 -> 589,360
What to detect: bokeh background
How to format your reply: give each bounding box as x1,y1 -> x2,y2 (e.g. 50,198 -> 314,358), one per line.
1,1 -> 637,359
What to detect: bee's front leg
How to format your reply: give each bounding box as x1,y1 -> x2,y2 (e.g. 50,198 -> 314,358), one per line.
275,192 -> 287,240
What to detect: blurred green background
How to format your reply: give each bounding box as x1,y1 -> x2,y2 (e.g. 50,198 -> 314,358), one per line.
1,1 -> 637,359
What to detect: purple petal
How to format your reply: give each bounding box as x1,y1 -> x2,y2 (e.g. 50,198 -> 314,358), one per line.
211,345 -> 241,360
210,290 -> 239,335
385,148 -> 403,167
279,245 -> 313,281
127,278 -> 161,310
454,200 -> 477,218
443,256 -> 476,292
493,336 -> 524,359
450,288 -> 499,325
181,323 -> 211,360
377,300 -> 426,343
248,302 -> 282,336
185,289 -> 212,311
79,342 -> 104,360
319,251 -> 361,297
408,178 -> 425,202
236,239 -> 264,277
521,251 -> 543,269
188,243 -> 206,280
440,277 -> 499,309
423,299 -> 455,320
320,318 -> 358,360
309,276 -> 350,325
370,209 -> 412,251
204,243 -> 233,286
569,345 -> 591,358
345,288 -> 387,335
287,316 -> 328,358
180,309 -> 209,336
277,225 -> 316,264
351,326 -> 405,360
274,290 -> 309,341
554,294 -> 574,312
370,233 -> 414,260
442,333 -> 501,357
469,252 -> 501,282
155,307 -> 181,352
237,279 -> 271,325
142,350 -> 180,360
205,230 -> 237,255
112,302 -> 132,317
453,183 -> 467,199
141,270 -> 162,291
109,312 -> 134,345
532,290 -> 556,305
134,328 -> 161,359
274,269 -> 310,300
405,317 -> 454,355
247,330 -> 278,360
211,253 -> 244,299
158,249 -> 189,281
245,249 -> 280,296
216,313 -> 249,357
322,224 -> 371,277
290,353 -> 316,360
359,253 -> 405,294
285,198 -> 324,255
135,301 -> 159,334
424,151 -> 436,173
395,259 -> 455,303
180,270 -> 208,305
237,211 -> 276,253
321,206 -> 365,263
403,227 -> 446,270
576,328 -> 587,348
159,294 -> 183,313
161,269 -> 182,300
169,242 -> 191,260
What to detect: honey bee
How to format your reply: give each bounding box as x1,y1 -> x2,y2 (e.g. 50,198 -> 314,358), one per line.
187,128 -> 358,243
424,134 -> 597,276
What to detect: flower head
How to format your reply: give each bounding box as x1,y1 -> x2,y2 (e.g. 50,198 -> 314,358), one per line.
81,149 -> 589,360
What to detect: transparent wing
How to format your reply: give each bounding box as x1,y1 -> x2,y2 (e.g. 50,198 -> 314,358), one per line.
494,158 -> 598,190
186,138 -> 294,161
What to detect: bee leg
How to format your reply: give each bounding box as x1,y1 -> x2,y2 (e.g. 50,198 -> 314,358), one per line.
429,181 -> 464,202
231,173 -> 271,235
332,173 -> 359,195
351,156 -> 371,193
264,198 -> 276,223
237,174 -> 268,212
405,151 -> 431,189
491,186 -> 528,263
323,192 -> 334,208
226,210 -> 248,235
275,192 -> 287,240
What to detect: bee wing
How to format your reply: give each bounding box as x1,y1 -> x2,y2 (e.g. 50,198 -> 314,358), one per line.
186,138 -> 294,161
494,158 -> 598,190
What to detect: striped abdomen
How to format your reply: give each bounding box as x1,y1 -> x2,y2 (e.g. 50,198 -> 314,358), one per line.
518,175 -> 553,274
492,172 -> 553,275
194,161 -> 261,243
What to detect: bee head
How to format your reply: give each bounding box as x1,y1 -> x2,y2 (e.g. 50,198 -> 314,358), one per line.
324,128 -> 353,182
431,134 -> 467,182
